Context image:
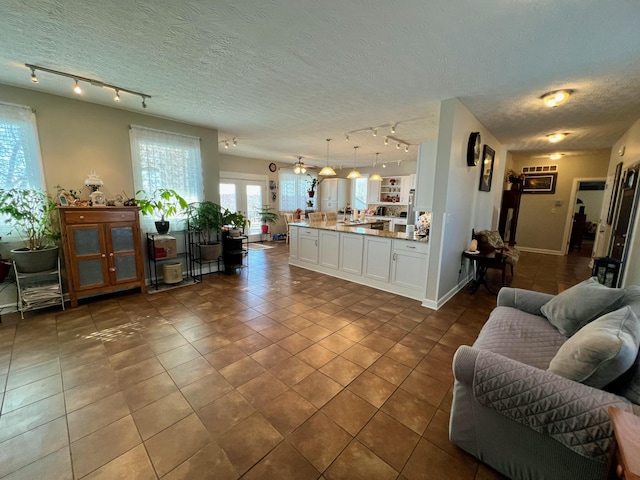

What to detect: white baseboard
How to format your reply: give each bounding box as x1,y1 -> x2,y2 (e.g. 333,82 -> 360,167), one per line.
516,246 -> 564,256
422,275 -> 472,310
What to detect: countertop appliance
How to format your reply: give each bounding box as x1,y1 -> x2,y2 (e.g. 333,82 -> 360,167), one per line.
376,206 -> 386,216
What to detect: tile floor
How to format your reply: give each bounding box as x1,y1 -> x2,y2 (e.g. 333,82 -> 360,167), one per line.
0,243 -> 592,479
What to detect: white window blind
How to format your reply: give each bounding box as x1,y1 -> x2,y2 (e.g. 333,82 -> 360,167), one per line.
0,102 -> 46,237
279,172 -> 315,211
129,125 -> 203,230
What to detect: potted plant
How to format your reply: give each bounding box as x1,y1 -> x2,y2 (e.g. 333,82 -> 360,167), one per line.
222,209 -> 250,237
307,176 -> 322,198
0,188 -> 60,273
186,201 -> 223,260
257,204 -> 280,234
135,188 -> 188,234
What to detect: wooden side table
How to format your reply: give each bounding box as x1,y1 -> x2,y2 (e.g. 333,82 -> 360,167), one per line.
607,406 -> 640,480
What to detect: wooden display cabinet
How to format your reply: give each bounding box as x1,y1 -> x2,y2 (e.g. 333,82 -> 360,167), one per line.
59,206 -> 145,307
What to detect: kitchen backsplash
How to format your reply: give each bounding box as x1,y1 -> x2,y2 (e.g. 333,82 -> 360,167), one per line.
366,204 -> 407,216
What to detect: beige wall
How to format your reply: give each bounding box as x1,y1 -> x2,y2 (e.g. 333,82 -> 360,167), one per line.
511,150 -> 610,253
0,84 -> 219,307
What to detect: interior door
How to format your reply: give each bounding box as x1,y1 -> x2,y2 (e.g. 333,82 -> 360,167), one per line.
220,178 -> 267,242
610,165 -> 640,276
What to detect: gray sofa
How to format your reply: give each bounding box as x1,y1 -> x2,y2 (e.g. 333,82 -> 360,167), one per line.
450,281 -> 640,480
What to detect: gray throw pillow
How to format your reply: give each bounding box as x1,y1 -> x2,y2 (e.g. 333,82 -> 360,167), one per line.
541,277 -> 625,336
548,306 -> 640,388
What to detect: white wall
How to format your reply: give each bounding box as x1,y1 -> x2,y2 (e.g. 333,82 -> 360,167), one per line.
426,98 -> 504,305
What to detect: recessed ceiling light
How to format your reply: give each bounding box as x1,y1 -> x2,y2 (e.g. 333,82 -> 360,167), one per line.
541,89 -> 573,107
546,132 -> 567,143
549,153 -> 564,160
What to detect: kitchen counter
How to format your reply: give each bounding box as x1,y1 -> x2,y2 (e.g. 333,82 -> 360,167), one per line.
289,221 -> 427,243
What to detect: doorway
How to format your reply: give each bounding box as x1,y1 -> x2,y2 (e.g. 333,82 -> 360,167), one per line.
564,178 -> 606,258
220,172 -> 269,242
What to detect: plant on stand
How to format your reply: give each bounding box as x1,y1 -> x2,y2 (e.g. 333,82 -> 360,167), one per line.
221,209 -> 250,237
0,188 -> 60,272
135,188 -> 188,234
257,204 -> 280,235
186,201 -> 223,260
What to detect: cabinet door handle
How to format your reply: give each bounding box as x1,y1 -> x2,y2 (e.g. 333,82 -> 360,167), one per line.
79,215 -> 84,220
315,240 -> 318,246
101,254 -> 106,258
393,253 -> 397,261
108,267 -> 116,272
407,245 -> 416,249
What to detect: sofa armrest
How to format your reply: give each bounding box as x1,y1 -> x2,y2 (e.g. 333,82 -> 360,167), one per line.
453,345 -> 634,461
497,287 -> 554,316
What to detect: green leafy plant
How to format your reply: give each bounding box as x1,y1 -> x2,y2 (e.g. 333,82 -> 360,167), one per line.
186,201 -> 223,244
134,189 -> 188,220
257,204 -> 280,225
0,188 -> 59,250
221,209 -> 250,231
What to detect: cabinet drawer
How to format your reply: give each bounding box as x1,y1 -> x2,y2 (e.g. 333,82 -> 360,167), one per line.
63,209 -> 137,224
299,228 -> 319,238
393,239 -> 429,254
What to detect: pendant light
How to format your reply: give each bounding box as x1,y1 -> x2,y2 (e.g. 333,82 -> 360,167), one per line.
370,153 -> 383,181
319,138 -> 336,176
347,146 -> 361,179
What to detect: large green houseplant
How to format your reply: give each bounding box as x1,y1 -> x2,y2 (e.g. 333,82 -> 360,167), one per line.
186,201 -> 223,260
135,188 -> 188,234
257,204 -> 280,234
0,188 -> 60,272
221,209 -> 250,237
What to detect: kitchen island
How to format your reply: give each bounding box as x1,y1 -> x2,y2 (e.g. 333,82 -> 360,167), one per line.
289,221 -> 429,301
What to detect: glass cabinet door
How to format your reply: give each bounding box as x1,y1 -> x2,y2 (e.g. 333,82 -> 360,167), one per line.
69,225 -> 108,289
108,224 -> 140,283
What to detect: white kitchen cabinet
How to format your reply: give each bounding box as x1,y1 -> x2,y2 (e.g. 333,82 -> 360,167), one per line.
391,239 -> 428,291
339,233 -> 364,275
363,237 -> 392,282
298,228 -> 319,264
378,177 -> 403,204
319,230 -> 339,269
367,179 -> 381,204
289,226 -> 299,259
400,174 -> 416,204
319,178 -> 349,212
415,141 -> 437,210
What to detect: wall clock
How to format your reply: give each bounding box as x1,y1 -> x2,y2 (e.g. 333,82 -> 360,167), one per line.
269,162 -> 277,172
467,132 -> 481,166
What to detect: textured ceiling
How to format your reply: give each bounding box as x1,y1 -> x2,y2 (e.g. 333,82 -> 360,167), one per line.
1,1 -> 640,168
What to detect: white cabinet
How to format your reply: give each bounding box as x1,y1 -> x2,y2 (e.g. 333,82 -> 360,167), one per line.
289,226 -> 299,259
400,174 -> 416,204
319,178 -> 348,212
378,177 -> 403,204
298,228 -> 319,264
391,239 -> 428,291
367,179 -> 381,204
319,230 -> 339,269
415,141 -> 437,210
339,233 -> 364,275
364,237 -> 392,282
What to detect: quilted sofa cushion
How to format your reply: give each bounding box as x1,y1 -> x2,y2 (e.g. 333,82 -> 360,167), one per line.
549,306 -> 640,388
473,306 -> 568,369
541,277 -> 625,336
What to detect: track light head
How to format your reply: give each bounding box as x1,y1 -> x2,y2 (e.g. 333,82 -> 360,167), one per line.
396,143 -> 401,149
114,89 -> 120,103
141,97 -> 147,108
224,142 -> 229,149
73,79 -> 82,94
233,138 -> 238,147
384,136 -> 389,145
391,124 -> 397,134
372,129 -> 377,137
345,134 -> 350,141
30,67 -> 38,83
405,145 -> 409,153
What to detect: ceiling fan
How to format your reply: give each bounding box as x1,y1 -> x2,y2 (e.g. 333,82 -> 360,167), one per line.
293,156 -> 317,174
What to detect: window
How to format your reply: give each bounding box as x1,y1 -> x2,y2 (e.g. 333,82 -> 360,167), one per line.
0,102 -> 46,237
352,175 -> 369,211
279,171 -> 315,211
130,125 -> 203,229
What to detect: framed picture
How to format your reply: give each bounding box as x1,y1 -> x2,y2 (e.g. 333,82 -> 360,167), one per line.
58,194 -> 69,206
607,162 -> 623,225
522,173 -> 558,194
479,145 -> 495,192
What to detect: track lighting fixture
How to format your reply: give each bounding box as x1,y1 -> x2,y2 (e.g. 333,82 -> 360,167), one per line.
372,128 -> 377,137
384,137 -> 389,146
218,137 -> 238,150
25,64 -> 151,108
396,143 -> 401,149
405,145 -> 409,153
345,134 -> 350,141
370,153 -> 382,181
391,124 -> 397,134
347,146 -> 361,179
319,139 -> 337,176
382,163 -> 386,168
